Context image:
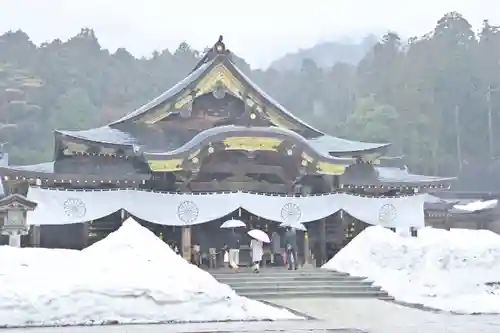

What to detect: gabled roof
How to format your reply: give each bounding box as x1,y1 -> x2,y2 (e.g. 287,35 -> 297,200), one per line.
57,36 -> 390,157
0,193 -> 38,210
108,48 -> 326,136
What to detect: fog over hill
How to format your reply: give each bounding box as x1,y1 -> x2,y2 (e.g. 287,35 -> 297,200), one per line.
270,35 -> 379,71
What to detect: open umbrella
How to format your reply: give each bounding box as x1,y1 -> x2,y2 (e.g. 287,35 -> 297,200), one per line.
220,219 -> 246,229
279,222 -> 307,231
247,229 -> 271,243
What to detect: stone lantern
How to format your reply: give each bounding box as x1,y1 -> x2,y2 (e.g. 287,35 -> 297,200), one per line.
0,194 -> 37,247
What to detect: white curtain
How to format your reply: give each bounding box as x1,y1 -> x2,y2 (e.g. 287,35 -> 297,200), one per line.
26,187 -> 426,228
26,187 -> 123,225
240,192 -> 340,223
123,191 -> 239,225
340,194 -> 426,228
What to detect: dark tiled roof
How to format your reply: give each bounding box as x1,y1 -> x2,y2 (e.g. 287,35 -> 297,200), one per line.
0,158 -> 150,181
376,167 -> 455,185
9,161 -> 55,173
56,126 -> 137,146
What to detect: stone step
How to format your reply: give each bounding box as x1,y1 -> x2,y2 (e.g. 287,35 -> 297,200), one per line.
214,275 -> 368,283
231,285 -> 382,293
210,268 -> 391,300
239,290 -> 393,299
211,268 -> 337,272
212,271 -> 349,277
222,280 -> 375,287
210,270 -> 354,278
210,267 -> 337,271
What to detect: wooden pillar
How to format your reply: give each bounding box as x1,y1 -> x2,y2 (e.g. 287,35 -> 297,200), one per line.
209,247 -> 217,269
317,175 -> 337,265
30,225 -> 40,247
120,209 -> 128,222
182,226 -> 192,261
82,222 -> 89,248
319,218 -> 326,265
303,230 -> 312,268
444,212 -> 451,230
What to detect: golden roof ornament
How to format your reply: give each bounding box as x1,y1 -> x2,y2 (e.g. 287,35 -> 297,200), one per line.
214,35 -> 228,55
191,35 -> 230,72
215,35 -> 225,52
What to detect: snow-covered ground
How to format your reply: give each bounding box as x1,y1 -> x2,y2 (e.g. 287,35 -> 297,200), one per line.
323,226 -> 500,314
0,219 -> 302,327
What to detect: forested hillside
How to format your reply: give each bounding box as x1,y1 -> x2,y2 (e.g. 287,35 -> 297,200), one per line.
0,12 -> 499,178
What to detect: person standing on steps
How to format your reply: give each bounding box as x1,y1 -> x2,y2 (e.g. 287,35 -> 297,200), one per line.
227,228 -> 241,270
285,227 -> 298,270
250,238 -> 263,273
270,230 -> 281,266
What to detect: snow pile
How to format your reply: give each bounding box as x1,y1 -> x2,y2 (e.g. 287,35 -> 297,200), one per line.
0,218 -> 302,327
323,226 -> 500,314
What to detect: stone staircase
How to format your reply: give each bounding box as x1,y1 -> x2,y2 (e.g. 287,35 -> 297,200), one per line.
210,268 -> 392,300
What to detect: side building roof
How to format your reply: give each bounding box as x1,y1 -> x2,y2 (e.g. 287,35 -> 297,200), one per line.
339,165 -> 454,189
0,157 -> 150,184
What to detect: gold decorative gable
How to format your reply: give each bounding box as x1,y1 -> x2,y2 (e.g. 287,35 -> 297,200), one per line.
223,137 -> 282,152
144,63 -> 246,124
138,61 -> 311,133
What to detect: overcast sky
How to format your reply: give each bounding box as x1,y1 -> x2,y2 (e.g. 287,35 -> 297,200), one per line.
1,0 -> 499,68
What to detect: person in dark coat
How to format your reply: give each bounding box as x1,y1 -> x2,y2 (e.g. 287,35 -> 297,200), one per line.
270,230 -> 281,266
226,229 -> 241,269
284,227 -> 298,270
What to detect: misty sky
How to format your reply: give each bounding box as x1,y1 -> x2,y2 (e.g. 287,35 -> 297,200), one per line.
1,0 -> 499,68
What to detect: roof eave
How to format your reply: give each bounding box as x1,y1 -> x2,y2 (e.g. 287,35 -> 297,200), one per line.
327,143 -> 392,157
341,175 -> 456,188
0,166 -> 150,182
55,130 -> 134,149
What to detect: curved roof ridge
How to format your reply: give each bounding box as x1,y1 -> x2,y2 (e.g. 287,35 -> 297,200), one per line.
143,125 -> 321,156
141,125 -> 351,164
